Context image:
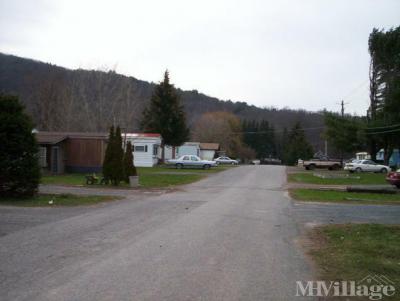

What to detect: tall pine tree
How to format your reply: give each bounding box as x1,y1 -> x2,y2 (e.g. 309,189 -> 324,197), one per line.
141,71 -> 189,161
102,126 -> 124,185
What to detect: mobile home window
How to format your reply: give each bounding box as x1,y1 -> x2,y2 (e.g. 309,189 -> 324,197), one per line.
153,145 -> 158,156
134,145 -> 148,152
39,147 -> 47,167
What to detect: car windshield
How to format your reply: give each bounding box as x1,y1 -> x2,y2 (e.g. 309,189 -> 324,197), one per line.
191,156 -> 199,161
182,156 -> 189,160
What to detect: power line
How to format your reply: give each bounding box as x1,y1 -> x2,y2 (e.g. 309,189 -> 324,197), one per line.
365,123 -> 400,130
342,79 -> 369,100
366,128 -> 400,135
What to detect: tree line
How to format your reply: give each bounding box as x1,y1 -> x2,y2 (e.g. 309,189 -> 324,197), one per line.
0,53 -> 326,151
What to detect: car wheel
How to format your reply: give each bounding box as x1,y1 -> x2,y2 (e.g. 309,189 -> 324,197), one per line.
231,162 -> 235,165
381,168 -> 388,173
355,167 -> 362,173
203,164 -> 210,170
176,163 -> 183,169
309,164 -> 316,170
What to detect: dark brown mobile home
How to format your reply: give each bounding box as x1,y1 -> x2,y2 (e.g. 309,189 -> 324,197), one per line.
36,132 -> 108,174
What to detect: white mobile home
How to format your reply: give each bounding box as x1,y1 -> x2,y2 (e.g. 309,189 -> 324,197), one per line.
124,133 -> 162,167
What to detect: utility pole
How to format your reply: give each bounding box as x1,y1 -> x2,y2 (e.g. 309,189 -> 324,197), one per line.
338,100 -> 349,117
337,100 -> 349,165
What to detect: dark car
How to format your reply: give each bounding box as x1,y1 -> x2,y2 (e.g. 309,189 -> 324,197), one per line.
386,169 -> 400,188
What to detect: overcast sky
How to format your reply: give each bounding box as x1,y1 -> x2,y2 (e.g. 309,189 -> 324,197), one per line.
1,0 -> 399,114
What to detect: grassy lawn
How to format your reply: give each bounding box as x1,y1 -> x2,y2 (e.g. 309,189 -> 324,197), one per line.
309,224 -> 400,299
0,194 -> 120,207
288,172 -> 387,185
291,189 -> 400,205
41,165 -> 232,188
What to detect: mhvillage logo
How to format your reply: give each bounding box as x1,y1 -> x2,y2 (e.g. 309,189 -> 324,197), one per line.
296,275 -> 396,300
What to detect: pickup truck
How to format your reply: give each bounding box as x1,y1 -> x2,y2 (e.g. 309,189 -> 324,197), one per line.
300,158 -> 342,170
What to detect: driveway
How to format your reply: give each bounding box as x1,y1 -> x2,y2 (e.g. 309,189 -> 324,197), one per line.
1,166 -> 399,301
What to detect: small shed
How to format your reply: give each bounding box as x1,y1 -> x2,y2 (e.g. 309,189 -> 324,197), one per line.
200,143 -> 220,160
124,133 -> 162,167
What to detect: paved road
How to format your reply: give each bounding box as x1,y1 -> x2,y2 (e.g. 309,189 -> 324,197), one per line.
2,166 -> 400,301
0,166 -> 314,301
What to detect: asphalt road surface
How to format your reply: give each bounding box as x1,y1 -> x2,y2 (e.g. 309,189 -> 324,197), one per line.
0,166 -> 358,300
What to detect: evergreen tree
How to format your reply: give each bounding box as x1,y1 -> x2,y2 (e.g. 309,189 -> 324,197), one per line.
102,126 -> 124,185
367,26 -> 400,164
324,112 -> 366,157
102,126 -> 115,181
276,127 -> 288,161
141,70 -> 189,161
0,94 -> 40,197
283,122 -> 313,165
111,126 -> 124,185
242,119 -> 277,159
123,141 -> 137,183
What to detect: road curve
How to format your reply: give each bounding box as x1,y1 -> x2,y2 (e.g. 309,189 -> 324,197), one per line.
0,166 -> 313,301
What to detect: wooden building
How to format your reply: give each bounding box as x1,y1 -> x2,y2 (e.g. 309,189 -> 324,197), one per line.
36,132 -> 108,174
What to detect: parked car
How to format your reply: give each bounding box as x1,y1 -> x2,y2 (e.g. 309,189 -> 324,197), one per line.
386,169 -> 400,188
166,155 -> 217,169
214,156 -> 238,165
251,159 -> 261,165
344,159 -> 390,173
302,158 -> 342,170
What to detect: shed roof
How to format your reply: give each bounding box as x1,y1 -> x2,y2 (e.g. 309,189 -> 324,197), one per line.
200,143 -> 220,150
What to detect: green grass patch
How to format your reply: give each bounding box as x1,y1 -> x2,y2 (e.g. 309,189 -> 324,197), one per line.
0,193 -> 120,207
291,189 -> 400,205
288,172 -> 387,185
41,165 -> 228,188
41,173 -> 86,186
139,173 -> 204,187
309,224 -> 400,299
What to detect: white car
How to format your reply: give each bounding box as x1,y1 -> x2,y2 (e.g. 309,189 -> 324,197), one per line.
214,156 -> 238,165
166,155 -> 217,169
344,159 -> 390,173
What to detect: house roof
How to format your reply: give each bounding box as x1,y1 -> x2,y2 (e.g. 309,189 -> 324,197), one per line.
200,143 -> 220,150
35,131 -> 108,144
36,133 -> 68,145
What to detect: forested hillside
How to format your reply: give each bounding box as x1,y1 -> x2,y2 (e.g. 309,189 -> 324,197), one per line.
0,53 -> 325,151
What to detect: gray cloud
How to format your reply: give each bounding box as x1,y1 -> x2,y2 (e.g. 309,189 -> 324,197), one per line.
0,0 -> 399,114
